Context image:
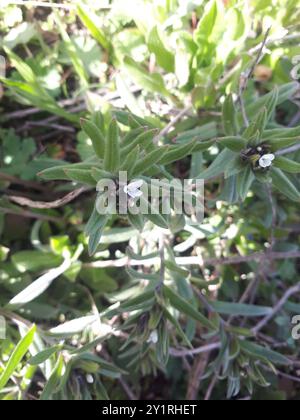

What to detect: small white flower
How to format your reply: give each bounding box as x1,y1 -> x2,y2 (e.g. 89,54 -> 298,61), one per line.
147,330 -> 158,344
123,180 -> 144,199
259,154 -> 275,168
86,374 -> 94,384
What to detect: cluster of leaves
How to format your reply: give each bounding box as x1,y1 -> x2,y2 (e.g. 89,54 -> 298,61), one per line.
0,0 -> 300,401
39,111 -> 213,255
205,84 -> 300,201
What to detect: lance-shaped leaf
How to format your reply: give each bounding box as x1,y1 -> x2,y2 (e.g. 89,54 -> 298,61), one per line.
271,168 -> 300,202
104,119 -> 120,172
273,156 -> 300,173
139,196 -> 169,229
124,56 -> 170,97
38,162 -> 95,181
222,94 -> 239,136
268,137 -> 300,152
163,286 -> 215,330
0,325 -> 36,391
73,354 -> 126,378
40,354 -> 65,400
262,125 -> 300,140
91,168 -> 114,182
122,127 -> 146,146
55,10 -> 88,86
239,341 -> 291,366
92,110 -> 105,134
113,110 -> 157,129
159,140 -> 197,165
239,82 -> 299,124
237,165 -> 255,201
4,47 -> 36,83
80,118 -> 105,159
224,156 -> 245,179
194,0 -> 218,44
85,208 -> 109,255
157,321 -> 170,365
175,123 -> 217,143
76,4 -> 110,50
148,26 -> 174,73
64,168 -> 96,186
128,212 -> 145,232
210,301 -> 272,317
121,290 -> 156,311
12,251 -> 63,273
218,136 -> 247,152
1,77 -> 77,123
162,307 -> 192,348
219,175 -> 240,203
145,212 -> 169,230
102,290 -> 156,318
264,86 -> 279,122
197,149 -> 236,180
193,139 -> 215,152
49,316 -> 98,337
116,74 -> 144,116
120,145 -> 140,177
244,107 -> 268,144
38,164 -> 72,181
85,206 -> 107,237
132,147 -> 167,176
121,129 -> 157,156
285,301 -> 300,313
28,346 -> 61,366
88,226 -> 106,256
8,258 -> 71,308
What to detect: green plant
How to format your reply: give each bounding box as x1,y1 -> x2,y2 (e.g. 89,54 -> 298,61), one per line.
0,0 -> 300,401
202,84 -> 300,202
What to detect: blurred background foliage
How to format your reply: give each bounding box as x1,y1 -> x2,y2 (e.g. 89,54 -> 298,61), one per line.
0,0 -> 300,401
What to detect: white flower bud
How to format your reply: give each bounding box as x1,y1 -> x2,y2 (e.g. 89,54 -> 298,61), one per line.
86,374 -> 94,384
147,330 -> 158,344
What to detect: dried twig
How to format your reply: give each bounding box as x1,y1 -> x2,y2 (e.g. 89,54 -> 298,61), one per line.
238,27 -> 271,127
84,250 -> 300,269
0,171 -> 47,192
276,144 -> 300,156
170,342 -> 221,357
204,371 -> 219,400
118,377 -> 138,401
249,32 -> 300,54
4,1 -> 75,9
252,283 -> 300,335
8,187 -> 86,209
243,27 -> 272,91
20,121 -> 75,134
219,32 -> 300,89
153,106 -> 191,144
186,350 -> 210,400
3,87 -> 140,122
277,370 -> 300,384
0,206 -> 61,222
